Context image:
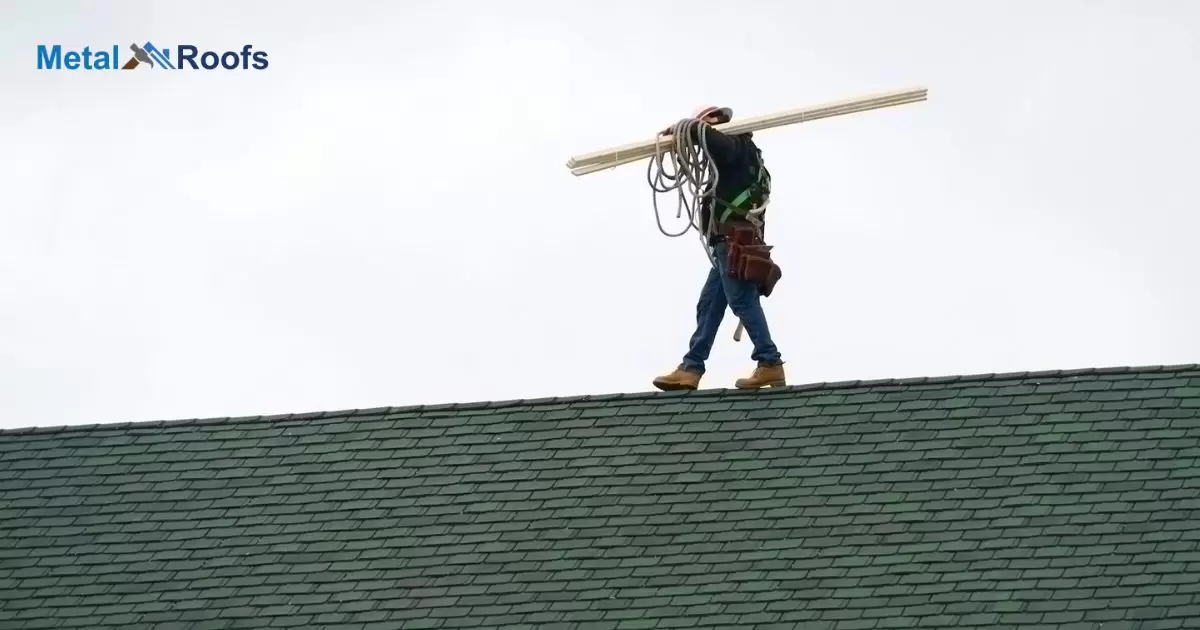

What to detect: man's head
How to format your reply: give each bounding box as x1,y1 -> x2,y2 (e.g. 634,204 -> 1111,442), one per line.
692,105 -> 733,125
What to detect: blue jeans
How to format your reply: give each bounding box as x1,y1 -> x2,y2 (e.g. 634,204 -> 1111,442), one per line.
681,241 -> 783,374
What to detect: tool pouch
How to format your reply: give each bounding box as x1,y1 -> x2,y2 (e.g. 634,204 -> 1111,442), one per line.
721,224 -> 783,297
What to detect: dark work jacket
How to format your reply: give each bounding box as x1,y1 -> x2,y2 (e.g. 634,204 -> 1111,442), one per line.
684,125 -> 766,241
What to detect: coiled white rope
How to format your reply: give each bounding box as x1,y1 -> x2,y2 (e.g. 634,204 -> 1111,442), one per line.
645,118 -> 722,258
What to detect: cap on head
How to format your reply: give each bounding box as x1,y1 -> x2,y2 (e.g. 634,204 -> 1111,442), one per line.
692,105 -> 733,122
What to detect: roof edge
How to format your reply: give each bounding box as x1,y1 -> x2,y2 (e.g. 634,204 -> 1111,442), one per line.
3,362 -> 1196,436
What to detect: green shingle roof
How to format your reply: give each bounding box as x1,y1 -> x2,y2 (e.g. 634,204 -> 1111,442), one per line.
2,364 -> 1200,629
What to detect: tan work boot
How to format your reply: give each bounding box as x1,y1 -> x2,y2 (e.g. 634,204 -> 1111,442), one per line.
735,362 -> 786,389
652,366 -> 702,391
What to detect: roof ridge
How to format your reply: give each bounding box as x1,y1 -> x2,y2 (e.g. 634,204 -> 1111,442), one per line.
2,361 -> 1196,436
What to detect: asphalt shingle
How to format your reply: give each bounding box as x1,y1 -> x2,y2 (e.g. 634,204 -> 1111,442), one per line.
2,364 -> 1200,629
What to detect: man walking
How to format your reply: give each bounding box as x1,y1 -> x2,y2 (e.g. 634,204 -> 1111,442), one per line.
652,105 -> 786,392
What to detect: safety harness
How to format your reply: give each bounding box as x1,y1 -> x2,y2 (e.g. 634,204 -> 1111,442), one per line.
714,147 -> 772,226
708,145 -> 781,297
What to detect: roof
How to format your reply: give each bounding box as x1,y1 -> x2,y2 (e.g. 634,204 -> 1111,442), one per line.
2,363 -> 1199,629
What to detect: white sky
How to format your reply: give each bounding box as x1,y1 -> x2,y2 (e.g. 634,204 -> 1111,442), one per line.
1,0 -> 1197,429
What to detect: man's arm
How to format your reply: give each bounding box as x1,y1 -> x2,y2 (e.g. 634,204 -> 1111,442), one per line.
682,122 -> 740,165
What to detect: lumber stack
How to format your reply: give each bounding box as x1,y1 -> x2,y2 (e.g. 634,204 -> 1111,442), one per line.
566,87 -> 928,176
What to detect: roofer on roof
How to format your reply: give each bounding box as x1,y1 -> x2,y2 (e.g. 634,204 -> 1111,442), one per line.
652,104 -> 786,392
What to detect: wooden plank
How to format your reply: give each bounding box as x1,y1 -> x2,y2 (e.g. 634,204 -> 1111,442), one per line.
566,87 -> 928,176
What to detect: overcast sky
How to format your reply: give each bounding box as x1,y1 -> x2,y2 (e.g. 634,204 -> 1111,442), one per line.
1,0 -> 1197,429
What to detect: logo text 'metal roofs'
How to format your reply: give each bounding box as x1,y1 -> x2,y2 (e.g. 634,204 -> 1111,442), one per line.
37,43 -> 269,70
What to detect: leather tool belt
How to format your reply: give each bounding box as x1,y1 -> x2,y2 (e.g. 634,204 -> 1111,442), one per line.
717,223 -> 782,298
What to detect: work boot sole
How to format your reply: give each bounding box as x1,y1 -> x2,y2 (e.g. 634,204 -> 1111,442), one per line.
653,380 -> 698,392
735,379 -> 786,389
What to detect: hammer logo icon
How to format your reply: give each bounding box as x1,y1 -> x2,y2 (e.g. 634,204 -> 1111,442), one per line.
120,42 -> 173,70
121,43 -> 153,69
